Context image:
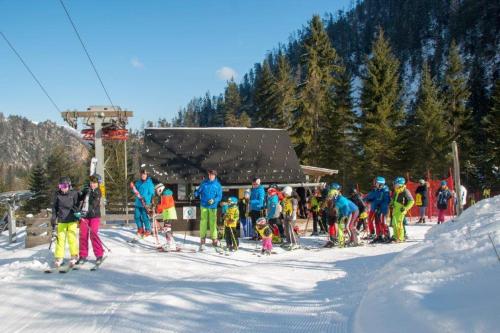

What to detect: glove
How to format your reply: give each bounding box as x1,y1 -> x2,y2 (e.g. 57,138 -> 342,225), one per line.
208,199 -> 214,205
74,212 -> 82,220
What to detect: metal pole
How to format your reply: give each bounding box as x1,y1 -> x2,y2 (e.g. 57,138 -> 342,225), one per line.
124,139 -> 129,225
8,202 -> 16,243
452,141 -> 463,216
94,115 -> 107,224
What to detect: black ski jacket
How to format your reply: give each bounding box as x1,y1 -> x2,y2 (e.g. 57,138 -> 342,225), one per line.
51,189 -> 80,224
79,187 -> 102,218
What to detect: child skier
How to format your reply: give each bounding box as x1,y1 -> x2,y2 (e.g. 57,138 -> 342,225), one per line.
238,189 -> 252,238
365,176 -> 391,243
349,187 -> 368,234
328,187 -> 359,247
132,169 -> 155,238
436,180 -> 452,224
390,177 -> 414,242
155,183 -> 179,252
267,185 -> 284,242
223,196 -> 239,251
51,176 -> 80,268
310,189 -> 327,235
77,175 -> 104,266
255,217 -> 273,255
281,186 -> 299,250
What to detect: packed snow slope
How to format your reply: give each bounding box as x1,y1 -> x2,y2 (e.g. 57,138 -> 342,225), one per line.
0,197 -> 497,333
355,195 -> 500,333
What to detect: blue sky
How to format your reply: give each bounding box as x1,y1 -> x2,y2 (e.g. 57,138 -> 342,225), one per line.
1,0 -> 351,129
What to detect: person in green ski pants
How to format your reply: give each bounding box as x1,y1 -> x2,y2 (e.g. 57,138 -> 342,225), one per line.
194,169 -> 222,251
391,177 -> 414,242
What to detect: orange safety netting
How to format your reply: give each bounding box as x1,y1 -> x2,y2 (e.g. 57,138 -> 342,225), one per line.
405,175 -> 455,219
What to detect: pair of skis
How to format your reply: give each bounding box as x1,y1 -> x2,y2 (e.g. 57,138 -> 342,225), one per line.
44,257 -> 106,273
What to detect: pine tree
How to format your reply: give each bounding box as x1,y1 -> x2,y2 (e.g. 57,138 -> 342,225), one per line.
292,15 -> 342,165
223,80 -> 242,127
254,60 -> 276,127
442,40 -> 471,145
410,62 -> 449,176
45,145 -> 86,193
27,163 -> 49,213
323,67 -> 357,183
359,28 -> 404,183
481,79 -> 500,187
270,52 -> 296,129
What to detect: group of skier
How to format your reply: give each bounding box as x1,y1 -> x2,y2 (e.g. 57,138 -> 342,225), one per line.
50,168 -> 458,266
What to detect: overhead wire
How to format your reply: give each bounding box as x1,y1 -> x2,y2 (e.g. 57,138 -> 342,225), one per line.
58,0 -> 117,113
0,31 -> 62,113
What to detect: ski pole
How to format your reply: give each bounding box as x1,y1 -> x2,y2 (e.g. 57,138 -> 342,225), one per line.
229,225 -> 238,251
82,219 -> 112,253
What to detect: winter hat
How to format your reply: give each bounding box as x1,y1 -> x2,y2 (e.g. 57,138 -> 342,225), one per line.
155,183 -> 165,195
441,180 -> 447,186
282,186 -> 292,197
244,189 -> 251,198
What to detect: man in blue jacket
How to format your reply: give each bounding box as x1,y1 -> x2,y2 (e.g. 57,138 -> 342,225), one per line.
194,169 -> 222,251
364,176 -> 391,243
133,169 -> 155,238
249,177 -> 265,240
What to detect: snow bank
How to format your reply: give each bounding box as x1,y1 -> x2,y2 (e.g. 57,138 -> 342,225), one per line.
354,196 -> 500,333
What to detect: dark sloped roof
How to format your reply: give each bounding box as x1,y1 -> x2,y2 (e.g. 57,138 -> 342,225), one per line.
142,128 -> 305,184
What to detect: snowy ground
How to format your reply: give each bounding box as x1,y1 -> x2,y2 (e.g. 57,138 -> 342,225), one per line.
0,198 -> 498,333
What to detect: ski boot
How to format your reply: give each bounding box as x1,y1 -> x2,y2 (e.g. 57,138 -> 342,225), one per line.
75,257 -> 87,266
54,258 -> 63,268
198,238 -> 206,252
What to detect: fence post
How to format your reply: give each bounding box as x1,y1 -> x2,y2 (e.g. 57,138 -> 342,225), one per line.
452,141 -> 463,216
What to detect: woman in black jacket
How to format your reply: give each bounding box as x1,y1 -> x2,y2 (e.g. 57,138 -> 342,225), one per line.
77,175 -> 104,265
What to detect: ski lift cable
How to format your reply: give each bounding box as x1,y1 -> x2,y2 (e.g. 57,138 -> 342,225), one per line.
58,0 -> 118,113
0,31 -> 62,113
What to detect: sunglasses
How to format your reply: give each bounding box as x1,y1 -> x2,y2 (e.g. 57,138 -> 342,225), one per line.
58,183 -> 70,190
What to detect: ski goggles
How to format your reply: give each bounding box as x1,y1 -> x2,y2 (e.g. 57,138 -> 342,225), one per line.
58,183 -> 70,190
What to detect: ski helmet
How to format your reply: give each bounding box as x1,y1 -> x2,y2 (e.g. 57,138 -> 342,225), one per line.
441,180 -> 447,186
375,176 -> 386,185
419,179 -> 425,185
256,217 -> 267,227
155,183 -> 165,196
228,196 -> 238,205
282,186 -> 293,197
329,182 -> 341,190
394,177 -> 406,186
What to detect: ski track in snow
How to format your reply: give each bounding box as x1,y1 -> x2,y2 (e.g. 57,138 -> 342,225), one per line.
0,224 -> 433,333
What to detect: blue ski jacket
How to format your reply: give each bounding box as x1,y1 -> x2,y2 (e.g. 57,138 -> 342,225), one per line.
365,185 -> 390,215
134,177 -> 154,207
335,195 -> 358,218
250,185 -> 266,212
267,193 -> 280,219
195,178 -> 223,209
